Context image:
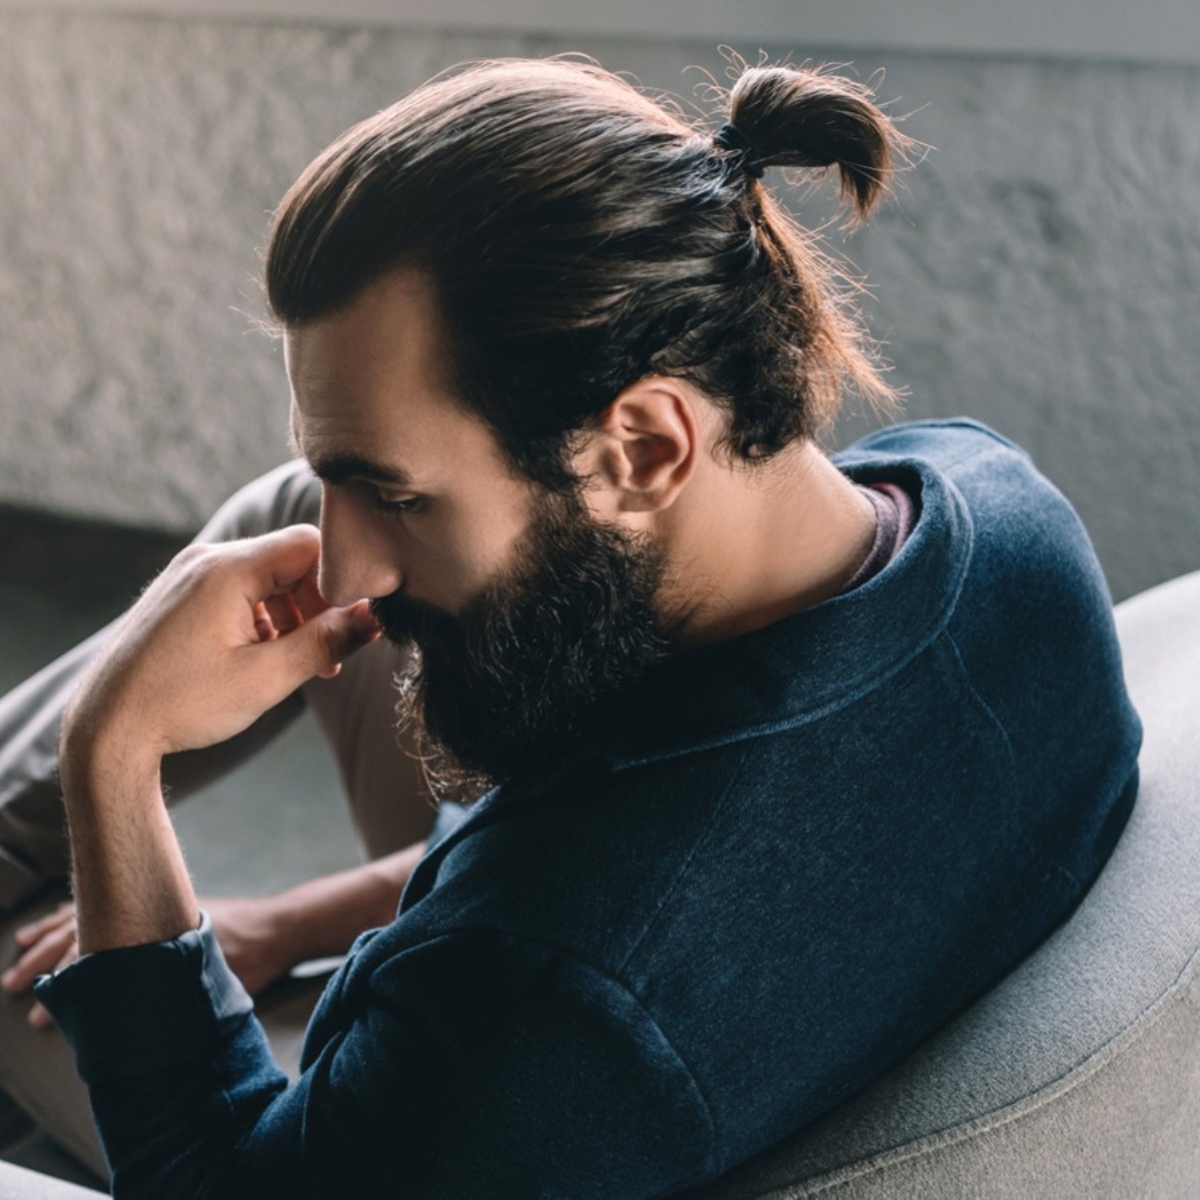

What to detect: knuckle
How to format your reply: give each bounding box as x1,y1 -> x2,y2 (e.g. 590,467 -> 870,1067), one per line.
172,542 -> 215,569
164,544 -> 224,593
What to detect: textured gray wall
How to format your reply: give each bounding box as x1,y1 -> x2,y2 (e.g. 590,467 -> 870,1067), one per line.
1,10 -> 1197,599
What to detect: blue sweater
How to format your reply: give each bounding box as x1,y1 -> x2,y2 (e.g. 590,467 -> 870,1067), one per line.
39,421 -> 1141,1198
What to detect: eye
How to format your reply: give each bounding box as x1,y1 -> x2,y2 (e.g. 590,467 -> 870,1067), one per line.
372,489 -> 425,516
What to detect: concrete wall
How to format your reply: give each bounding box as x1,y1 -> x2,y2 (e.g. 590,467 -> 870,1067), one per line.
1,8 -> 1197,599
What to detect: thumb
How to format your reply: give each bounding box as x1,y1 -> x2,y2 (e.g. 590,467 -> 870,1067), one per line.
271,600 -> 382,682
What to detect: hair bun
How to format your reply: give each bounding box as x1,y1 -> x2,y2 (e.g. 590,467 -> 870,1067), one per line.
713,122 -> 766,179
728,65 -> 909,218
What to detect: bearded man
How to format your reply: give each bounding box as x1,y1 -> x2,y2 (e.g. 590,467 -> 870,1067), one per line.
0,58 -> 1138,1198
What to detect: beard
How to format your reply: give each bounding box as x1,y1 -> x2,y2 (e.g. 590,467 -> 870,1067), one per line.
370,491 -> 671,798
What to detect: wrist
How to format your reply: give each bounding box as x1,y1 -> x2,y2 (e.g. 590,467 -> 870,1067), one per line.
60,690 -> 165,799
59,726 -> 163,814
264,849 -> 423,967
251,889 -> 308,970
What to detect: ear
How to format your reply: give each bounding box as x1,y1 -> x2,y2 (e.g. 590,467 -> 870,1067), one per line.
577,378 -> 700,519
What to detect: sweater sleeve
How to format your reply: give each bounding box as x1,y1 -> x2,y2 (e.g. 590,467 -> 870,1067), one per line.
35,917 -> 717,1199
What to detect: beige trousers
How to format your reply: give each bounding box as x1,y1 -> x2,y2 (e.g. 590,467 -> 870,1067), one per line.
0,462 -> 433,1181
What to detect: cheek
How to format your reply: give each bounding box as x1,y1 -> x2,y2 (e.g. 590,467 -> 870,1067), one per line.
447,482 -> 536,574
403,509 -> 523,609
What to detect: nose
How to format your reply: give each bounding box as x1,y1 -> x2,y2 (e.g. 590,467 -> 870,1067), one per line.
317,485 -> 404,606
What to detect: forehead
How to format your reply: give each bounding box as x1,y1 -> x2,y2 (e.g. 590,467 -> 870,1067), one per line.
285,271 -> 513,488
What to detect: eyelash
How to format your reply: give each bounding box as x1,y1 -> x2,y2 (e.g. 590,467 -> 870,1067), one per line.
372,492 -> 424,516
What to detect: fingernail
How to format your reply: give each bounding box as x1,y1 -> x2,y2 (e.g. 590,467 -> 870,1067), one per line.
1,970 -> 15,990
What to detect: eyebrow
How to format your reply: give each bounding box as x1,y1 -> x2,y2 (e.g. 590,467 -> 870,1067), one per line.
305,452 -> 417,490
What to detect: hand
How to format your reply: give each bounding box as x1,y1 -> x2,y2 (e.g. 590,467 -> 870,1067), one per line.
62,526 -> 381,771
2,901 -> 78,1027
2,895 -> 300,1027
200,895 -> 299,996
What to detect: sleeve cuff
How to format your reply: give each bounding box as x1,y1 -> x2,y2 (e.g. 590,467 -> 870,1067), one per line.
33,911 -> 254,1084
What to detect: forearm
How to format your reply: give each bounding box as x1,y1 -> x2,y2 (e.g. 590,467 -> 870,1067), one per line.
60,730 -> 198,955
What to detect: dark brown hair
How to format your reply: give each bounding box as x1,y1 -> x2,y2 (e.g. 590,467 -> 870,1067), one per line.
266,58 -> 908,491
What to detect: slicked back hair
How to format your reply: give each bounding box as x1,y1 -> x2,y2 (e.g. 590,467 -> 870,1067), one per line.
267,57 -> 906,492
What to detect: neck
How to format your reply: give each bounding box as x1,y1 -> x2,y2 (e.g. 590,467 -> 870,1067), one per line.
661,441 -> 877,645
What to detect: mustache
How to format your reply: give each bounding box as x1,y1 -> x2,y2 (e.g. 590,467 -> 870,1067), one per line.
369,590 -> 455,647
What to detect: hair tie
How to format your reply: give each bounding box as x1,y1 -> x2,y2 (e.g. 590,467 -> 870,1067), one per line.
714,122 -> 765,180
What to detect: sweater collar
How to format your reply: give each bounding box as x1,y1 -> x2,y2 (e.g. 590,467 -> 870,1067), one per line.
591,452 -> 973,768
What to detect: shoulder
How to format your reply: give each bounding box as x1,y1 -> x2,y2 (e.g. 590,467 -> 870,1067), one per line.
836,418 -> 1089,582
834,417 -> 1028,472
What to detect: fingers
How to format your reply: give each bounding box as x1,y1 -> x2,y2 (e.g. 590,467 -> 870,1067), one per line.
259,591 -> 305,639
1,902 -> 78,1029
61,525 -> 380,757
181,527 -> 356,649
253,600 -> 278,642
13,900 -> 74,949
2,907 -> 79,997
290,571 -> 330,622
230,524 -> 323,598
28,1000 -> 54,1029
260,599 -> 381,682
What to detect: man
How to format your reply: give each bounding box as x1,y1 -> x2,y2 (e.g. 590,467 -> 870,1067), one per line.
6,57 -> 1139,1197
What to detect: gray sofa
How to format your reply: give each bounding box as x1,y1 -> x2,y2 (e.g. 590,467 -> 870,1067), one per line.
3,569 -> 1198,1198
0,1161 -> 102,1199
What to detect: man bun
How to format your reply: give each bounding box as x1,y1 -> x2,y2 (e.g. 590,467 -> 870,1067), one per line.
727,66 -> 906,218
